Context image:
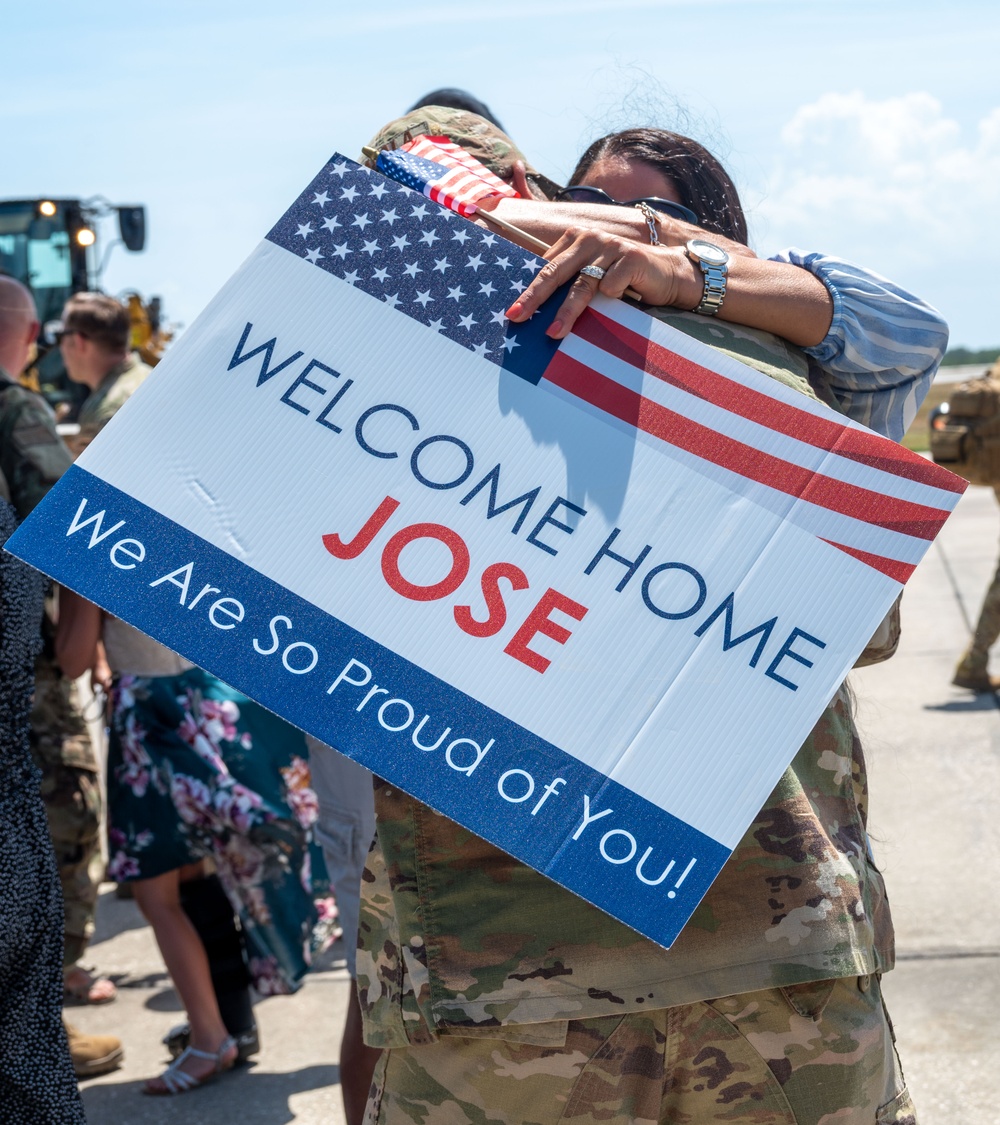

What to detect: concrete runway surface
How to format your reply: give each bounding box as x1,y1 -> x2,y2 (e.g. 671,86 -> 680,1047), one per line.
70,483 -> 1000,1124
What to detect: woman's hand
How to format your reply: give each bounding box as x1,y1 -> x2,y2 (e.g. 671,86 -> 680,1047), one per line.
506,228 -> 702,339
504,225 -> 836,349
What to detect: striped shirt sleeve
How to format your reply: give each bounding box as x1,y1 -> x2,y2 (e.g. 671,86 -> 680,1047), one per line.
769,248 -> 948,441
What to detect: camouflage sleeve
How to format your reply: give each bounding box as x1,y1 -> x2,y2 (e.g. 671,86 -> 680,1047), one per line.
0,387 -> 73,518
75,396 -> 112,455
74,361 -> 151,455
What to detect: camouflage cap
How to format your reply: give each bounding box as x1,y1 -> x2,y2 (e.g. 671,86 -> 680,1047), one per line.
362,106 -> 563,201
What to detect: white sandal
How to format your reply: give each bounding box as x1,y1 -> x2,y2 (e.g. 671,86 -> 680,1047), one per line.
143,1035 -> 236,1096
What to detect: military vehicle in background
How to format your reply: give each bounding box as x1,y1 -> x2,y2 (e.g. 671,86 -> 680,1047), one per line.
0,196 -> 171,413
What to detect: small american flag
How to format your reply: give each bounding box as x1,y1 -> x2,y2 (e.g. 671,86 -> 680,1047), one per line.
376,134 -> 519,217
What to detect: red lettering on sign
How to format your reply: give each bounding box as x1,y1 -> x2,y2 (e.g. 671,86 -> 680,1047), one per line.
323,496 -> 400,559
381,523 -> 471,602
504,588 -> 589,673
454,562 -> 530,638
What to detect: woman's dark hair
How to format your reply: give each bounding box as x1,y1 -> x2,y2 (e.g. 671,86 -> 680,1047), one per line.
570,128 -> 748,244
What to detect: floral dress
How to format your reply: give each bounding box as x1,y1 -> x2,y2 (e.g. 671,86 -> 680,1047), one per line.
104,622 -> 338,994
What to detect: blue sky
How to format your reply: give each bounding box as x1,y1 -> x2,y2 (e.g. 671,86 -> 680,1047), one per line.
6,0 -> 997,346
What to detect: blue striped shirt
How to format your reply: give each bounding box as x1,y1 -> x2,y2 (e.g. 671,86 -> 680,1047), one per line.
770,249 -> 948,441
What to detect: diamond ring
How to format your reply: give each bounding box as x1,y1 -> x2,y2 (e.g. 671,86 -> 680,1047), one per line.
579,264 -> 607,280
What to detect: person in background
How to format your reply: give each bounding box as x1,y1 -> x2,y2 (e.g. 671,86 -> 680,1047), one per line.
305,735 -> 380,1125
0,275 -> 119,1112
31,594 -> 116,1011
952,379 -> 1000,691
58,291 -> 152,456
16,292 -> 128,1043
57,591 -> 339,1095
54,291 -> 339,1095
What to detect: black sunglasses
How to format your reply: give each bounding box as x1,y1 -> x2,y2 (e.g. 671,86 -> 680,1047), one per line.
557,185 -> 699,225
55,329 -> 83,344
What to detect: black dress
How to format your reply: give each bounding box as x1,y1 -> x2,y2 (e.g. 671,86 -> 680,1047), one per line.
0,499 -> 85,1123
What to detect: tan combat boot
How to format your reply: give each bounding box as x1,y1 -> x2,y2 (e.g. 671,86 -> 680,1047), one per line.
64,1019 -> 124,1078
952,649 -> 1000,692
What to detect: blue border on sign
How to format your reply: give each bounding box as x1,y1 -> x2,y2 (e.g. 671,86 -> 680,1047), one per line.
8,464 -> 731,948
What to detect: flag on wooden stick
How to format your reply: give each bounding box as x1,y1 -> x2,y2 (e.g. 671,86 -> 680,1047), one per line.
375,134 -> 520,217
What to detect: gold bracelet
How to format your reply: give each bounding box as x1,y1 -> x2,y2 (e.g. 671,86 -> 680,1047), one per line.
634,202 -> 660,246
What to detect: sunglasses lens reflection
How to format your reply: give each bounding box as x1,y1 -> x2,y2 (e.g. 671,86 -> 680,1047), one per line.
560,186 -> 612,204
561,187 -> 697,225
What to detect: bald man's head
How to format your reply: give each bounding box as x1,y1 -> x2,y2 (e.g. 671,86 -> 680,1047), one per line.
0,277 -> 39,379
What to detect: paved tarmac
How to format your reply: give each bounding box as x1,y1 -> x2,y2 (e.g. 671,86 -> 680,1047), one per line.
853,480 -> 1000,1124
68,482 -> 1000,1124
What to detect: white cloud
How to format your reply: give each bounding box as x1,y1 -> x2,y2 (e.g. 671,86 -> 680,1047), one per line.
757,92 -> 1000,256
752,92 -> 1000,344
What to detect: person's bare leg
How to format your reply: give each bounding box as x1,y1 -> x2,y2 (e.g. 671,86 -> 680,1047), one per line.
132,863 -> 237,1090
341,982 -> 382,1125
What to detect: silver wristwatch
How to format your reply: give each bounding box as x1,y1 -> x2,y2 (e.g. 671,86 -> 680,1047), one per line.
685,239 -> 729,316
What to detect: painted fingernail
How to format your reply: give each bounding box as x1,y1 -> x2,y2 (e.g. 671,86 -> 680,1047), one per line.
546,320 -> 563,338
506,301 -> 524,320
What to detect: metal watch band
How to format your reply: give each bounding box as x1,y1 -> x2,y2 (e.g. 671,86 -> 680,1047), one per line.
693,263 -> 727,316
686,240 -> 729,316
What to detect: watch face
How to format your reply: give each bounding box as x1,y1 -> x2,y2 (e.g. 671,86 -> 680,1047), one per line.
689,239 -> 729,266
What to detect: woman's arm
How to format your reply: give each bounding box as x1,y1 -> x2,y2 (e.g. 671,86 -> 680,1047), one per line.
55,586 -> 104,681
481,193 -> 757,259
491,206 -> 946,440
503,227 -> 834,348
770,249 -> 948,441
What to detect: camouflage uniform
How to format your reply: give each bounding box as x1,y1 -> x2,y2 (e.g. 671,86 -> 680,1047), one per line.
30,634 -> 102,969
953,484 -> 1000,684
367,978 -> 909,1125
0,365 -> 102,969
68,352 -> 151,456
363,107 -> 563,202
351,110 -> 916,1123
0,366 -> 73,519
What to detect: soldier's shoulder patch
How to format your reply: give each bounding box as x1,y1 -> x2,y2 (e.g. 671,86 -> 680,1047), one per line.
13,420 -> 62,449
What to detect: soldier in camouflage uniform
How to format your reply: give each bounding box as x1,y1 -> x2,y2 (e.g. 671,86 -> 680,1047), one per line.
0,351 -> 73,525
354,110 -> 918,1124
30,621 -> 108,996
0,288 -> 112,999
953,495 -> 1000,691
953,361 -> 1000,690
58,292 -> 151,457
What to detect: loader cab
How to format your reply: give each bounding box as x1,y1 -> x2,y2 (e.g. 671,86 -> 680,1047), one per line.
0,197 -> 146,409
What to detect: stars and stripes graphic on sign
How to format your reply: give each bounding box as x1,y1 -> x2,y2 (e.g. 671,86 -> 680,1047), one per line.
267,155 -> 549,365
267,154 -> 964,586
540,300 -> 962,583
375,134 -> 519,217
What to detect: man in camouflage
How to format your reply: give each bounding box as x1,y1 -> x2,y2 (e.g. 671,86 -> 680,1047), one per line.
953,363 -> 1000,692
0,286 -> 105,986
0,293 -> 73,524
1,283 -> 114,1003
352,109 -> 916,1124
953,506 -> 1000,690
58,291 -> 151,457
0,275 -> 123,1075
31,623 -> 110,1002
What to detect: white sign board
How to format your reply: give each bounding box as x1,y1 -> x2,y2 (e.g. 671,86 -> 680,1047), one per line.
8,155 -> 964,948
